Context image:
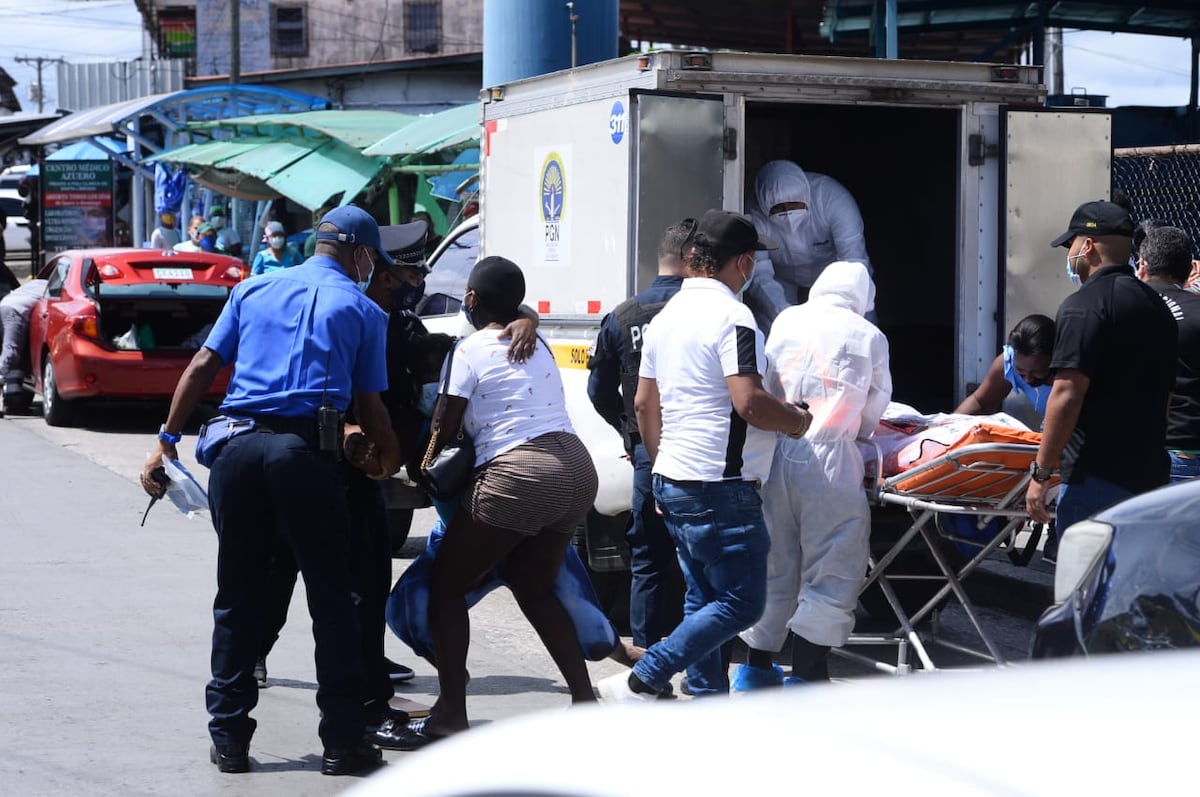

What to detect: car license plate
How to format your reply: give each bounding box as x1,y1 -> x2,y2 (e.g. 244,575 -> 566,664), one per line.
153,267 -> 193,280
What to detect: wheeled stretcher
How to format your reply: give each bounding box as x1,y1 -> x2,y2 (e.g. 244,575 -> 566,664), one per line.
838,424 -> 1056,675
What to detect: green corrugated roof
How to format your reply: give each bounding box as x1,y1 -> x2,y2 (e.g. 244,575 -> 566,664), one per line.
189,110 -> 416,150
362,104 -> 479,159
270,139 -> 385,211
146,138 -> 273,166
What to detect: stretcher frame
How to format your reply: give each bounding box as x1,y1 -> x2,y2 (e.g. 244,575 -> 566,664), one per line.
836,441 -> 1055,675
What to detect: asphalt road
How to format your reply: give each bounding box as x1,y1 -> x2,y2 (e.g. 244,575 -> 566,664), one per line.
0,401 -> 1043,795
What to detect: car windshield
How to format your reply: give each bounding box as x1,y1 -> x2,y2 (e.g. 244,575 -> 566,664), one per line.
418,226 -> 478,317
0,196 -> 25,216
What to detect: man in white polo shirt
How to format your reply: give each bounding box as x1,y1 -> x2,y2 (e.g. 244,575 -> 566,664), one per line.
598,209 -> 812,702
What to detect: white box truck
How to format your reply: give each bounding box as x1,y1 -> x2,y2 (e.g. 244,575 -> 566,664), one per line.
418,49 -> 1112,569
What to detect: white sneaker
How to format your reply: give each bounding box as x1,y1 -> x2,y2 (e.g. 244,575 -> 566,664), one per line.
597,672 -> 658,704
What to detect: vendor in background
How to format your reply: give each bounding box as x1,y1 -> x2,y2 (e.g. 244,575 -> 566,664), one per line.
251,221 -> 304,276
150,211 -> 181,250
955,314 -> 1055,426
208,205 -> 243,259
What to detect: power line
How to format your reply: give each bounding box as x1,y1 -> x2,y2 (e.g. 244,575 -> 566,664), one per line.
14,55 -> 66,112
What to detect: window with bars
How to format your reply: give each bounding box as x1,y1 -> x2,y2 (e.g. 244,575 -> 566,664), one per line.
405,1 -> 441,54
272,4 -> 308,57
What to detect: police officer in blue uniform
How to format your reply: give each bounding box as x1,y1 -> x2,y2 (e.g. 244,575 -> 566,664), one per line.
587,221 -> 691,648
141,205 -> 401,777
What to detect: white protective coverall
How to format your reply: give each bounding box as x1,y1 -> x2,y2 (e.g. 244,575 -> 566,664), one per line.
739,261 -> 891,651
745,160 -> 870,332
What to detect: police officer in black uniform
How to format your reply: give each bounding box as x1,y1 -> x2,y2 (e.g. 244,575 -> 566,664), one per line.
141,205 -> 401,777
587,221 -> 692,648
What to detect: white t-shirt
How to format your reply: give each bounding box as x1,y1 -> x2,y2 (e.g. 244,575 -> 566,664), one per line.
445,329 -> 574,466
640,278 -> 775,483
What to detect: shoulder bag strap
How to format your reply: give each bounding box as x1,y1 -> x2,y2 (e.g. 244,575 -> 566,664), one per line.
421,339 -> 462,469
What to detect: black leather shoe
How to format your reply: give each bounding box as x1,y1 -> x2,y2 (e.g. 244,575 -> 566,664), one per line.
385,657 -> 415,683
209,744 -> 250,773
369,717 -> 445,751
321,742 -> 385,776
365,702 -> 410,731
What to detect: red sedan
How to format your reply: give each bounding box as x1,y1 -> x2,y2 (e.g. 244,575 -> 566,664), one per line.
27,248 -> 242,426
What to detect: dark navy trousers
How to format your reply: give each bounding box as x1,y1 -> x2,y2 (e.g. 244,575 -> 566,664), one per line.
205,428 -> 365,749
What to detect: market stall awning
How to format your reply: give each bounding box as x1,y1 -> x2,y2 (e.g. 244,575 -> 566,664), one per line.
148,135 -> 385,210
362,104 -> 479,158
188,110 -> 416,150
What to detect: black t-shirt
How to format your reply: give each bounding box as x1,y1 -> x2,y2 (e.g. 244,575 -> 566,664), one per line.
1050,264 -> 1178,491
1148,279 -> 1200,450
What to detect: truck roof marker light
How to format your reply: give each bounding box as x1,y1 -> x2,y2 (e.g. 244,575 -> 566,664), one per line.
538,300 -> 551,314
636,54 -> 651,71
681,53 -> 712,71
489,86 -> 505,102
991,66 -> 1020,83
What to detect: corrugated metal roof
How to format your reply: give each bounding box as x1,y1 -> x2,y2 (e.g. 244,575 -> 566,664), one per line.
362,104 -> 479,158
188,110 -> 417,150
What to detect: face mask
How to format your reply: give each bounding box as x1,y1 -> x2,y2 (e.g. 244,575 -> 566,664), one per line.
199,236 -> 217,252
736,256 -> 755,297
355,249 -> 375,293
772,209 -> 808,237
269,235 -> 286,250
462,292 -> 476,326
416,382 -> 439,417
391,280 -> 425,312
211,216 -> 225,230
1065,253 -> 1083,289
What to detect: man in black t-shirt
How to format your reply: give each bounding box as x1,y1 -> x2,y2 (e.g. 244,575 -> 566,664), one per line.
1026,201 -> 1178,533
1137,225 -> 1200,482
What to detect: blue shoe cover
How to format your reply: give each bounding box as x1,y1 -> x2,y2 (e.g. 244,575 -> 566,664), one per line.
783,676 -> 809,687
731,663 -> 784,692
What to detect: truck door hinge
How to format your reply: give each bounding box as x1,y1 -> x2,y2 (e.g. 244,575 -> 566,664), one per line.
968,134 -> 997,166
723,127 -> 738,161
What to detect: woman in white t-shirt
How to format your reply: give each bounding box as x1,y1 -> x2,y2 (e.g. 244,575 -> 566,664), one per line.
399,256 -> 599,748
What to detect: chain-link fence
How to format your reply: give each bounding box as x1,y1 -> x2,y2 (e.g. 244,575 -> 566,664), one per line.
1114,144 -> 1200,258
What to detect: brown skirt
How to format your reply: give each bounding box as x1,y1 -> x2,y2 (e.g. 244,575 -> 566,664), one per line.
467,431 -> 599,535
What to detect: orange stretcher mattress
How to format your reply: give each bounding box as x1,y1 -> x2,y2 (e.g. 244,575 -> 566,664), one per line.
890,423 -> 1057,498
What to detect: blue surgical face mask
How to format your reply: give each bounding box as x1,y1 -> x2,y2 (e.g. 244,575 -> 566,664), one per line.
199,236 -> 216,252
737,255 -> 755,297
416,382 -> 439,417
355,249 -> 375,293
462,293 -> 476,327
1066,253 -> 1083,289
391,280 -> 425,312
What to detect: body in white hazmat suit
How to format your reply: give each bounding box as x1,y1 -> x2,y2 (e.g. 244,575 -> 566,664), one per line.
745,160 -> 871,333
734,261 -> 891,688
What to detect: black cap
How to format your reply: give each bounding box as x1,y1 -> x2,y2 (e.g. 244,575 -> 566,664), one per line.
696,209 -> 777,262
1050,200 -> 1134,248
468,256 -> 525,314
379,222 -> 430,274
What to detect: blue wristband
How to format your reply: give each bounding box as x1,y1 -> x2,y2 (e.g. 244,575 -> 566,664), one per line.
158,424 -> 182,445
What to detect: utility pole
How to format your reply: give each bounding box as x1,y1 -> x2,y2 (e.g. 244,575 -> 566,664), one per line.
14,56 -> 65,113
230,0 -> 240,84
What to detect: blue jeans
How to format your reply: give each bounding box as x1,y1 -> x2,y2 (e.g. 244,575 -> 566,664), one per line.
1056,471 -> 1136,535
627,444 -> 684,647
631,477 -> 769,696
1168,451 -> 1200,484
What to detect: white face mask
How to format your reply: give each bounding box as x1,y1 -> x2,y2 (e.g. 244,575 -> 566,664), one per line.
269,235 -> 286,250
772,209 -> 808,237
416,382 -> 440,417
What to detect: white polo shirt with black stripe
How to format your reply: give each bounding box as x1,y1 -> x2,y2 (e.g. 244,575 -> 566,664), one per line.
640,277 -> 775,484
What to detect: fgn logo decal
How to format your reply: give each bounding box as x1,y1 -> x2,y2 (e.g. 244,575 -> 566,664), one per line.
609,101 -> 626,144
540,151 -> 566,261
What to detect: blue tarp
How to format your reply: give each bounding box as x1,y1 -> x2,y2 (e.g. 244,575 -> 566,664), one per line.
27,136 -> 127,176
427,148 -> 480,202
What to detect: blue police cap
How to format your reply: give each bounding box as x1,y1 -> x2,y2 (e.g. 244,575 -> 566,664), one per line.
314,205 -> 395,265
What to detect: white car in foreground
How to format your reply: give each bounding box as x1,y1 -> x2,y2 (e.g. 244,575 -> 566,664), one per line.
344,650 -> 1198,796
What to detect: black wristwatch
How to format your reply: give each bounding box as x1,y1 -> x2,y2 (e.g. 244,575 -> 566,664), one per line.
1029,461 -> 1055,483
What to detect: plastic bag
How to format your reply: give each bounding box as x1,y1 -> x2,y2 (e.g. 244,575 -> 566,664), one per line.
161,456 -> 209,518
114,325 -> 139,350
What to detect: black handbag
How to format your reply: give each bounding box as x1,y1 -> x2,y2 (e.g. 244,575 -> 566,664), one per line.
420,340 -> 476,500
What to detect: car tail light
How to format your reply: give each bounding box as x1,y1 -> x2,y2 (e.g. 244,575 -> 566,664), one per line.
71,314 -> 101,340
224,265 -> 244,281
1053,520 -> 1114,603
99,264 -> 121,278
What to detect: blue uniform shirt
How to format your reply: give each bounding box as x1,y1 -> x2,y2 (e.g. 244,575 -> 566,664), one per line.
587,275 -> 684,430
205,255 -> 389,417
1001,343 -> 1050,416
